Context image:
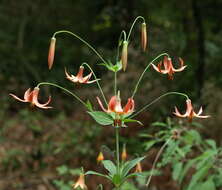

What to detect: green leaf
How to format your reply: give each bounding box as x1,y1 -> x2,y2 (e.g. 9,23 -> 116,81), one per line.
143,140 -> 156,151
121,156 -> 146,177
85,170 -> 110,180
205,139 -> 217,150
198,178 -> 216,190
88,111 -> 113,125
187,163 -> 212,190
86,100 -> 93,111
102,160 -> 117,176
152,122 -> 168,127
56,165 -> 69,175
172,162 -> 183,181
123,119 -> 143,126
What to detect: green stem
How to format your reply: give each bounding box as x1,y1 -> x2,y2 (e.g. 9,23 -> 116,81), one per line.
115,127 -> 120,174
81,63 -> 107,106
114,72 -> 117,95
37,82 -> 86,107
126,16 -> 145,42
53,30 -> 107,64
146,138 -> 172,187
130,92 -> 189,118
131,53 -> 169,98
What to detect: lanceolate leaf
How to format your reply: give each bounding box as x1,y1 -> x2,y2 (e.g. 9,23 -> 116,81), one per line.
85,170 -> 111,180
121,156 -> 146,177
88,111 -> 113,125
102,160 -> 117,176
123,119 -> 143,126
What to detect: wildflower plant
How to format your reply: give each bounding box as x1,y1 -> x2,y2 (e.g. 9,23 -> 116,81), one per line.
10,16 -> 210,189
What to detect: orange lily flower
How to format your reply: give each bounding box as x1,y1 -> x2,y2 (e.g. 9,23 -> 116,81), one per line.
96,95 -> 134,115
72,174 -> 87,189
10,87 -> 52,109
151,56 -> 186,80
173,99 -> 210,122
65,66 -> 98,84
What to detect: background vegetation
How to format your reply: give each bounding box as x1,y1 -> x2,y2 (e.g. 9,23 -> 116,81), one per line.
1,0 -> 222,189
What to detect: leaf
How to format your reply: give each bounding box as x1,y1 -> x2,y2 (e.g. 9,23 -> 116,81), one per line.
198,178 -> 216,190
187,163 -> 212,190
172,162 -> 183,181
152,122 -> 168,127
102,160 -> 117,176
85,170 -> 110,180
86,99 -> 93,111
121,156 -> 146,177
143,140 -> 156,151
88,111 -> 113,125
123,119 -> 143,126
205,139 -> 217,150
56,165 -> 69,175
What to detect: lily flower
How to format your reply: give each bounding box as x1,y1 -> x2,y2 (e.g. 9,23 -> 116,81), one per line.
72,174 -> 87,189
96,94 -> 134,115
65,66 -> 98,84
151,56 -> 186,80
9,87 -> 52,109
173,99 -> 210,122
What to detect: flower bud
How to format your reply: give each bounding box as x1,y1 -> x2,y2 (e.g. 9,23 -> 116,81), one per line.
141,22 -> 147,51
135,162 -> 142,173
48,37 -> 56,70
121,41 -> 128,71
97,151 -> 104,163
121,145 -> 127,161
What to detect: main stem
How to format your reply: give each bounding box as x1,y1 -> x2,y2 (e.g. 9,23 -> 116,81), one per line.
115,127 -> 120,175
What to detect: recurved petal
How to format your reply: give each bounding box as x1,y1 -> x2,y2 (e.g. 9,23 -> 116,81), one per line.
123,98 -> 134,114
173,106 -> 187,117
9,93 -> 27,102
32,88 -> 52,109
151,63 -> 162,73
24,88 -> 32,101
76,66 -> 84,80
81,72 -> 93,83
172,58 -> 187,72
96,97 -> 108,112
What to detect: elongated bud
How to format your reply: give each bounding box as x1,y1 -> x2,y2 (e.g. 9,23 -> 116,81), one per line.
48,37 -> 56,70
141,22 -> 147,51
121,41 -> 128,71
121,145 -> 127,161
97,151 -> 104,163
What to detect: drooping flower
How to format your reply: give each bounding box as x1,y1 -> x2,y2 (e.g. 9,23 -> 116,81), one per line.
65,66 -> 98,84
97,151 -> 104,163
72,174 -> 87,189
96,94 -> 134,115
173,99 -> 210,122
151,56 -> 186,80
141,22 -> 147,51
48,37 -> 56,70
10,87 -> 52,109
135,162 -> 142,173
121,41 -> 128,71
